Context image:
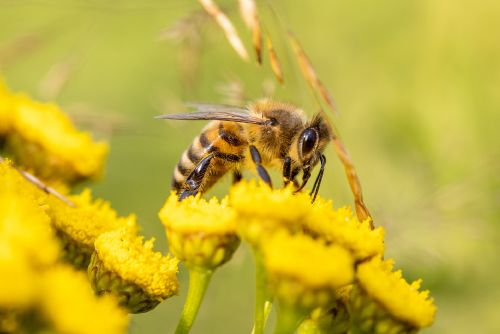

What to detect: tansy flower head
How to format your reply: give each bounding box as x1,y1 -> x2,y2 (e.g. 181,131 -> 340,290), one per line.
349,257 -> 436,333
229,181 -> 312,245
40,265 -> 129,334
0,162 -> 60,269
159,193 -> 240,270
262,231 -> 354,310
46,189 -> 136,269
90,227 -> 179,313
2,85 -> 108,184
304,199 -> 385,261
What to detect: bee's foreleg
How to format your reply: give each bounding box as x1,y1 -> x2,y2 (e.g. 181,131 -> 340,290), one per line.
309,154 -> 326,203
249,145 -> 272,188
282,157 -> 292,186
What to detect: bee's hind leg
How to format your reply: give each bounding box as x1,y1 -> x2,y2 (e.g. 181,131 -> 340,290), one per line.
180,152 -> 243,201
179,153 -> 216,201
249,145 -> 272,188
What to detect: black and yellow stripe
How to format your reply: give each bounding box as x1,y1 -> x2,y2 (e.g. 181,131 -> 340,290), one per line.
171,121 -> 248,193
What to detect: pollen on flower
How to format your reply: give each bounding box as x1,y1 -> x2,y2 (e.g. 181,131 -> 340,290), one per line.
159,192 -> 236,234
47,189 -> 135,249
304,199 -> 385,261
356,257 -> 436,328
1,81 -> 108,183
230,180 -> 312,225
40,265 -> 129,334
159,193 -> 240,269
262,232 -> 354,290
94,227 -> 179,299
46,189 -> 136,269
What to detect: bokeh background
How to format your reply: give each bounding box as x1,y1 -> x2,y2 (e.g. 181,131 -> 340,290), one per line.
1,0 -> 499,333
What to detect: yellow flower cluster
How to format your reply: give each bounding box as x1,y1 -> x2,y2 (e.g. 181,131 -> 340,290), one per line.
40,266 -> 128,334
354,257 -> 437,329
304,199 -> 385,261
93,227 -> 179,303
264,232 -> 354,291
0,77 -> 180,314
0,163 -> 59,271
159,193 -> 240,270
263,231 -> 354,309
0,79 -> 108,184
229,181 -> 312,245
47,189 -> 136,268
0,160 -> 129,334
156,179 -> 436,333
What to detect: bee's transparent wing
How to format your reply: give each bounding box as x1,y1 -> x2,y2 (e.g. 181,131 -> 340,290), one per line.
156,103 -> 267,125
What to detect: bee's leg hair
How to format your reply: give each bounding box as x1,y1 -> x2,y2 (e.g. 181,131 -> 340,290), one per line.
249,145 -> 272,188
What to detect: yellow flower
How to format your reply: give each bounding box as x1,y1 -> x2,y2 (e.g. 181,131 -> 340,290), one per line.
304,199 -> 385,261
262,231 -> 354,309
350,257 -> 436,333
229,181 -> 312,245
1,83 -> 108,184
46,189 -> 136,269
159,193 -> 240,270
0,162 -> 60,269
0,258 -> 37,310
40,265 -> 129,334
91,227 -> 179,313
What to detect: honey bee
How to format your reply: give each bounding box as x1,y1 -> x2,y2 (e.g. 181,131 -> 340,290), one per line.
157,99 -> 332,202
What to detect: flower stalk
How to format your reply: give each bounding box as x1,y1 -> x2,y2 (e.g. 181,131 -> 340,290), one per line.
175,268 -> 213,334
252,250 -> 272,334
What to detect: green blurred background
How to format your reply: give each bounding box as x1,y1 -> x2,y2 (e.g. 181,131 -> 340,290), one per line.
1,0 -> 499,333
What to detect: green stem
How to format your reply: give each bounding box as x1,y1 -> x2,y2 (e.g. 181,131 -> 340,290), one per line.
273,304 -> 307,334
252,250 -> 273,334
175,267 -> 213,334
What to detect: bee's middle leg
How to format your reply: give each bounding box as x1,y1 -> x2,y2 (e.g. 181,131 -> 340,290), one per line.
249,145 -> 272,188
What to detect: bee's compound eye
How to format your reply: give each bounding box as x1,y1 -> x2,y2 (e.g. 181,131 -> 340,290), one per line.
300,128 -> 318,159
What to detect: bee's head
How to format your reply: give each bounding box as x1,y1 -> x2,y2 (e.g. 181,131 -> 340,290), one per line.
297,113 -> 332,168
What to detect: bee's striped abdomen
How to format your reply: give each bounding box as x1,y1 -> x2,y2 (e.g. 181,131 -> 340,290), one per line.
171,121 -> 248,194
172,131 -> 213,191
